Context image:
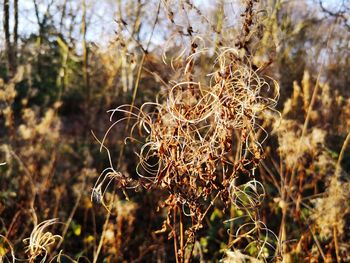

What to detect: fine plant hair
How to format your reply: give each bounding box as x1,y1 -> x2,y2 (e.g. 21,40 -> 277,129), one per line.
92,1 -> 280,262
23,219 -> 62,263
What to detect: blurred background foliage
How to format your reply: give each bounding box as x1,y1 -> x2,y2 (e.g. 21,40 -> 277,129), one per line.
0,0 -> 349,262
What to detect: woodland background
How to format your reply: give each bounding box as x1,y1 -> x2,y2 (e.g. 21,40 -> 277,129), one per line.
0,0 -> 350,262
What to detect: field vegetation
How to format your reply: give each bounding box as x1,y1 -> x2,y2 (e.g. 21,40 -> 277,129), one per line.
0,0 -> 349,262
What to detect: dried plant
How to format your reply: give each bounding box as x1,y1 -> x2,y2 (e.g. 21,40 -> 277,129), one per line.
93,40 -> 280,261
260,66 -> 350,261
2,0 -> 348,262
23,219 -> 62,263
222,249 -> 262,263
88,0 -> 285,261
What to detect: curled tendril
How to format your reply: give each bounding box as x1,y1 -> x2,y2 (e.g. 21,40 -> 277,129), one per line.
23,219 -> 62,263
229,179 -> 266,209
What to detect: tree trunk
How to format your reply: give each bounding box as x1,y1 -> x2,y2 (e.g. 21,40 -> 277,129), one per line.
3,0 -> 13,77
81,0 -> 91,134
13,0 -> 18,71
82,0 -> 89,101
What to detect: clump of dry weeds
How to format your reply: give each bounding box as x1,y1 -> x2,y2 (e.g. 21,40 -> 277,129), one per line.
23,219 -> 62,263
91,0 -> 283,261
93,43 -> 279,261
